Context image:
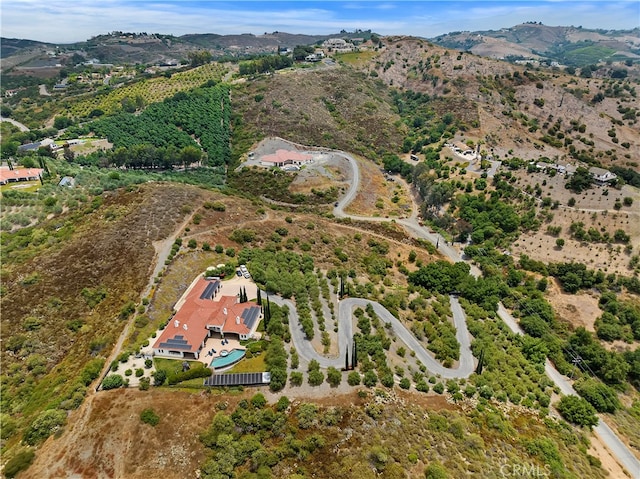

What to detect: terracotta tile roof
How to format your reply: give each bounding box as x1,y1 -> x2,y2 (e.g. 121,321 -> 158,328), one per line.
0,167 -> 43,184
153,278 -> 260,353
260,149 -> 312,164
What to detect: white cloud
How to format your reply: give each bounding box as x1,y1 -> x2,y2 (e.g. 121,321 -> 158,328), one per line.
1,1 -> 637,43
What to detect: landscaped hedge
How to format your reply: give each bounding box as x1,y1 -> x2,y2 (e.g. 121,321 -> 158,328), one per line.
166,365 -> 212,385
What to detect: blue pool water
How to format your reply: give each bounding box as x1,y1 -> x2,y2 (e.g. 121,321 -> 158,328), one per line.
211,348 -> 246,369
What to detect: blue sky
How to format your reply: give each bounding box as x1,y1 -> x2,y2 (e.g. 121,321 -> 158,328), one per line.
2,1 -> 638,43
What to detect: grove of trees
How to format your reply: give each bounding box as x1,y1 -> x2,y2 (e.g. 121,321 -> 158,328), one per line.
88,84 -> 231,167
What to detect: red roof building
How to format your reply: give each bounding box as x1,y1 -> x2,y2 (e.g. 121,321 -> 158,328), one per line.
153,277 -> 262,360
0,167 -> 43,185
259,149 -> 313,168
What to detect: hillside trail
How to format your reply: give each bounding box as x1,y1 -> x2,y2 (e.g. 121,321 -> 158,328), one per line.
90,202 -> 204,397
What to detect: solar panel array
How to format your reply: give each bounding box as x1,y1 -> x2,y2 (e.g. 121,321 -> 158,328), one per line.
158,335 -> 192,351
241,306 -> 261,330
204,372 -> 270,387
200,280 -> 220,300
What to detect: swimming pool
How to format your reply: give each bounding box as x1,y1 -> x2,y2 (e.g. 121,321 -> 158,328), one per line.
211,348 -> 246,369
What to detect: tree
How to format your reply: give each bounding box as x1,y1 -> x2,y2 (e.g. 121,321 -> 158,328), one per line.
475,349 -> 485,375
153,369 -> 167,386
555,395 -> 598,428
256,288 -> 262,306
326,367 -> 342,387
566,167 -> 592,193
556,238 -> 565,249
574,378 -> 620,413
352,339 -> 358,368
293,45 -> 315,61
179,145 -> 202,169
188,50 -> 213,66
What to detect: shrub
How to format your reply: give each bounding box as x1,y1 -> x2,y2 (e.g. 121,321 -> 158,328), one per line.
326,367 -> 342,387
297,403 -> 318,429
399,378 -> 411,389
125,369 -> 133,376
290,371 -> 303,386
363,370 -> 378,387
308,369 -> 325,386
140,408 -> 160,426
347,371 -> 361,386
145,358 -> 153,368
433,382 -> 445,394
102,374 -> 124,390
135,368 -> 144,377
3,449 -> 35,478
251,393 -> 267,409
139,377 -> 150,390
556,395 -> 598,428
424,461 -> 448,479
23,409 -> 67,445
276,395 -> 290,411
416,380 -> 429,392
153,369 -> 167,386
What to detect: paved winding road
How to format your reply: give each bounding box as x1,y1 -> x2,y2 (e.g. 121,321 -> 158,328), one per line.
325,148 -> 639,477
0,116 -> 29,132
271,293 -> 474,378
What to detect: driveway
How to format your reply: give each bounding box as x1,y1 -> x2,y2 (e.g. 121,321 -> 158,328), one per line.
270,293 -> 474,378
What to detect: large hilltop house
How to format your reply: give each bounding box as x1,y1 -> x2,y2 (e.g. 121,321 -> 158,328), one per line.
259,149 -> 313,168
153,277 -> 262,360
323,38 -> 355,53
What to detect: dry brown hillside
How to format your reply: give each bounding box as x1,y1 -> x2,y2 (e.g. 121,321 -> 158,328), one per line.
355,36 -> 639,167
232,67 -> 405,160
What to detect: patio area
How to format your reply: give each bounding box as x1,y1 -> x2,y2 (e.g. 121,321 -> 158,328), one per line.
199,335 -> 243,366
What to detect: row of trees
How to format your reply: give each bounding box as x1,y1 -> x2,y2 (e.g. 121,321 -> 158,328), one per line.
88,84 -> 231,167
238,54 -> 293,75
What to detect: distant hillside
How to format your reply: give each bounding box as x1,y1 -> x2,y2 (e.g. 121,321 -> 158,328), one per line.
430,24 -> 640,66
0,30 -> 376,65
350,36 -> 639,169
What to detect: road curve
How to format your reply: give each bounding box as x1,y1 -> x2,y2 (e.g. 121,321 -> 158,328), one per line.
327,147 -> 639,477
269,293 -> 474,378
1,116 -> 29,132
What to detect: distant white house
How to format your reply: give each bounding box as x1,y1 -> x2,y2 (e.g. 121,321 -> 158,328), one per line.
323,38 -> 355,53
589,166 -> 617,186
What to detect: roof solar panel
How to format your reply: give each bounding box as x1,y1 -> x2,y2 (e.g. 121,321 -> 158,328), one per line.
200,281 -> 219,300
241,306 -> 260,330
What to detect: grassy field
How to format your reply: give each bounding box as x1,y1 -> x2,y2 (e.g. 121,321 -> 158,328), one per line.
228,354 -> 266,373
335,50 -> 379,66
